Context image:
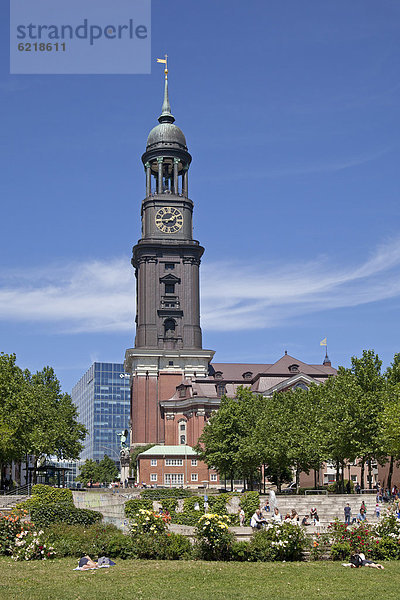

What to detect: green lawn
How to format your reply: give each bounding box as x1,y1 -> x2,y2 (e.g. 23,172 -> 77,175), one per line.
1,558 -> 399,600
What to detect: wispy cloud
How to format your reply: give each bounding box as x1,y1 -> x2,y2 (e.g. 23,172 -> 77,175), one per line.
197,146 -> 392,183
1,239 -> 400,334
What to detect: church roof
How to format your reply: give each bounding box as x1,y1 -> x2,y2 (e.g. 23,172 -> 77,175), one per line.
207,354 -> 336,381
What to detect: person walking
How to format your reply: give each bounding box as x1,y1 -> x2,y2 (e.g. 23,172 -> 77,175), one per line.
344,503 -> 352,525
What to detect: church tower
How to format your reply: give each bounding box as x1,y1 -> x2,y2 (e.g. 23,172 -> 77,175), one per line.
125,63 -> 214,446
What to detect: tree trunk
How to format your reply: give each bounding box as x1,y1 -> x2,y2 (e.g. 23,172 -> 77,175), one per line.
314,468 -> 317,490
230,470 -> 234,492
336,460 -> 340,492
387,456 -> 394,493
341,461 -> 346,493
368,458 -> 372,489
33,457 -> 38,484
360,459 -> 365,491
276,469 -> 281,493
295,467 -> 300,494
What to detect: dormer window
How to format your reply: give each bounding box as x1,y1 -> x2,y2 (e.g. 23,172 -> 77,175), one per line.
289,364 -> 299,373
214,371 -> 223,379
242,371 -> 253,380
179,385 -> 186,398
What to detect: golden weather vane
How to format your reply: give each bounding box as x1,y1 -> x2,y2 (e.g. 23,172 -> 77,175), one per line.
156,54 -> 168,78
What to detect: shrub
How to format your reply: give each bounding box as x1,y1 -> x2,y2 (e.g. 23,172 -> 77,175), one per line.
374,537 -> 400,561
239,491 -> 260,524
43,523 -> 127,558
129,509 -> 169,535
230,540 -> 251,562
125,498 -> 153,519
12,529 -> 56,561
160,499 -> 178,515
141,488 -> 192,500
194,513 -> 234,560
248,521 -> 307,562
0,511 -> 34,555
309,532 -> 330,561
330,541 -> 352,561
30,503 -> 102,527
328,520 -> 379,556
159,532 -> 192,560
17,485 -> 74,512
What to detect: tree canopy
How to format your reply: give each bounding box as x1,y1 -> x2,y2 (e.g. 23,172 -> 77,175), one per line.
0,353 -> 87,482
197,350 -> 400,491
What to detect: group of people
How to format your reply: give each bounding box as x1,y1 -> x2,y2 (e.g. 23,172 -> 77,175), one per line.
344,500 -> 369,525
248,505 -> 320,530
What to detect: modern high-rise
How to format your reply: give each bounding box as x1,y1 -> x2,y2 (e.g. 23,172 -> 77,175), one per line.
71,362 -> 131,466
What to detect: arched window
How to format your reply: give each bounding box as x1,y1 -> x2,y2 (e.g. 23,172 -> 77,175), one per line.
178,420 -> 186,445
288,364 -> 299,373
164,319 -> 176,337
214,371 -> 223,379
294,382 -> 308,391
242,371 -> 253,380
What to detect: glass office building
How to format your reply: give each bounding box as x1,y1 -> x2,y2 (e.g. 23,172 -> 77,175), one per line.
72,363 -> 131,468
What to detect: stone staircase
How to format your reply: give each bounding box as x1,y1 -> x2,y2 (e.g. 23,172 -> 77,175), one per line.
0,495 -> 29,514
261,493 -> 379,526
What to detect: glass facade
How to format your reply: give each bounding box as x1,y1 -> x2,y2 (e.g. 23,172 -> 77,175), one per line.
71,363 -> 131,468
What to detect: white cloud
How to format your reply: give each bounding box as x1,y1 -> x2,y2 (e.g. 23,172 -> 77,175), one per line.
1,239 -> 400,334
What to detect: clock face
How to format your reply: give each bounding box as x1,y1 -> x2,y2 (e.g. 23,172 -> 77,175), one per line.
155,207 -> 183,233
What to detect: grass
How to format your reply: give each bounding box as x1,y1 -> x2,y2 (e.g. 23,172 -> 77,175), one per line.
1,558 -> 400,600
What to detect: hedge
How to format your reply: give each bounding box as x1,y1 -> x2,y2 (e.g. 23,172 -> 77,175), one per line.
141,488 -> 193,500
30,503 -> 102,527
17,484 -> 75,512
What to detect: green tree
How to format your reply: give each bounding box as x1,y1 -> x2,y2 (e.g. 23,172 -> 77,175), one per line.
97,455 -> 119,484
130,444 -> 154,481
318,368 -> 363,492
380,354 -> 400,491
0,353 -> 86,486
76,459 -> 100,486
350,350 -> 385,489
196,388 -> 265,490
256,385 -> 324,492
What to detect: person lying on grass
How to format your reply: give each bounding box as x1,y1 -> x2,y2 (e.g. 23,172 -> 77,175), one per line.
342,553 -> 384,569
78,556 -> 98,570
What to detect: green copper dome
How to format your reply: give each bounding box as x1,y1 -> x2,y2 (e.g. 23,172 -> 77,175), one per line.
145,71 -> 187,151
146,122 -> 187,150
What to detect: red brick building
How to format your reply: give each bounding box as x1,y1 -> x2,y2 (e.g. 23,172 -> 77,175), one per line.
137,445 -> 219,488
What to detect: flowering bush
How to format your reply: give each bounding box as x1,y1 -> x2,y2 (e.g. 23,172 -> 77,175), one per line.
12,529 -> 56,561
195,513 -> 234,560
0,511 -> 34,555
0,511 -> 55,561
130,509 -> 169,535
249,521 -> 307,561
328,520 -> 379,559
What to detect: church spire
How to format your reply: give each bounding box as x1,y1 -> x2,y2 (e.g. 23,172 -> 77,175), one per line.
157,55 -> 175,124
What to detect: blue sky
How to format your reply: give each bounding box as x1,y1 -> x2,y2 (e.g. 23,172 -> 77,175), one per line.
1,0 -> 400,392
